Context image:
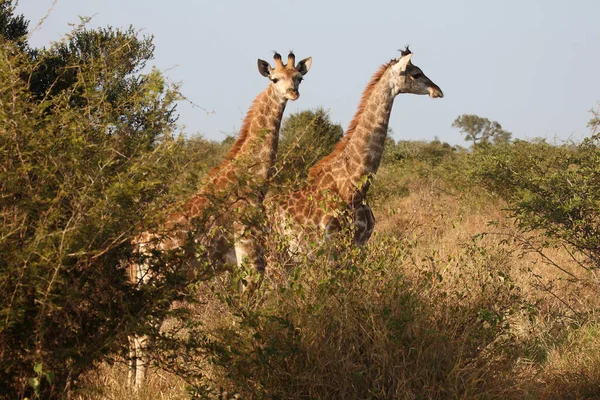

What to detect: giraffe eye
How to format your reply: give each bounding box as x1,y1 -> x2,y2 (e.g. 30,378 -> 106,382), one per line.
271,78 -> 279,84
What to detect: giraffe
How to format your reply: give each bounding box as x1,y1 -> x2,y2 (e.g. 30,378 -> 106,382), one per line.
127,51 -> 312,389
267,48 -> 442,254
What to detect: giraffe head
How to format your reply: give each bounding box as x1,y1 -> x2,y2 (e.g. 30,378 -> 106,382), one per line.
390,47 -> 443,98
257,51 -> 312,100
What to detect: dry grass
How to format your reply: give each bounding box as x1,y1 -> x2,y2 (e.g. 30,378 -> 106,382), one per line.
75,363 -> 188,400
79,175 -> 600,399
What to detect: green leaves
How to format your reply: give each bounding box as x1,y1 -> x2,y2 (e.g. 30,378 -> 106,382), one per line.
0,0 -> 29,48
0,21 -> 184,398
452,114 -> 512,146
471,132 -> 600,272
274,108 -> 343,190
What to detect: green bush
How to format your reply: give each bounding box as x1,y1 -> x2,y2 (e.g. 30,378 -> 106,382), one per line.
470,134 -> 600,272
0,25 -> 193,398
371,139 -> 466,207
192,231 -> 525,399
0,0 -> 28,49
383,138 -> 458,167
273,108 -> 343,190
167,135 -> 233,199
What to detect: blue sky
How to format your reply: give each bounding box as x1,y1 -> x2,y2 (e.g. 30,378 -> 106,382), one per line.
16,0 -> 600,145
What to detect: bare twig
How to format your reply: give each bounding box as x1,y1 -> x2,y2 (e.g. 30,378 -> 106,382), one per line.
28,0 -> 59,38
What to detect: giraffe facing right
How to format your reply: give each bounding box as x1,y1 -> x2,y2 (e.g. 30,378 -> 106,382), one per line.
267,48 -> 443,254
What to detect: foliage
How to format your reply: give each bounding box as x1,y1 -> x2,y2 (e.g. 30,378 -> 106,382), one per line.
28,25 -> 155,103
167,135 -> 232,198
588,105 -> 600,131
274,108 -> 343,189
371,138 -> 464,207
470,133 -> 600,272
382,138 -> 458,166
0,0 -> 28,49
0,24 -> 193,398
180,229 -> 525,399
452,114 -> 512,146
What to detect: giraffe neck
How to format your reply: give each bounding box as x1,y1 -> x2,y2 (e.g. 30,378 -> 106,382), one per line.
186,84 -> 287,217
208,84 -> 287,190
309,66 -> 396,204
235,84 -> 287,178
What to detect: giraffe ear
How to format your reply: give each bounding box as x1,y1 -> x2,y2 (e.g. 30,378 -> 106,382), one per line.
398,53 -> 412,71
257,59 -> 272,77
391,53 -> 412,74
296,57 -> 312,76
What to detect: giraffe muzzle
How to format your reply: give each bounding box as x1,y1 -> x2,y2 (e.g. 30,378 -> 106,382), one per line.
429,85 -> 444,98
286,89 -> 300,100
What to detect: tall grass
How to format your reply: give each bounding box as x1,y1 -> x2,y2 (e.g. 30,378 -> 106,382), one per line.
80,157 -> 600,399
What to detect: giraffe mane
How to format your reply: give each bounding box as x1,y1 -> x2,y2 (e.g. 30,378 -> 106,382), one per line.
205,92 -> 261,179
307,60 -> 396,179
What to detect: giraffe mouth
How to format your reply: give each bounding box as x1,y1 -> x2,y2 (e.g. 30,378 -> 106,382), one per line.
429,86 -> 444,98
286,89 -> 300,100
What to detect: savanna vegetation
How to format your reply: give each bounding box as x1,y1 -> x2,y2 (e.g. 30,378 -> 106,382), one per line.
2,3 -> 600,399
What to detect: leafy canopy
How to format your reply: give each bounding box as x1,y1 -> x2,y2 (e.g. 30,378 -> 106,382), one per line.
452,114 -> 512,145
